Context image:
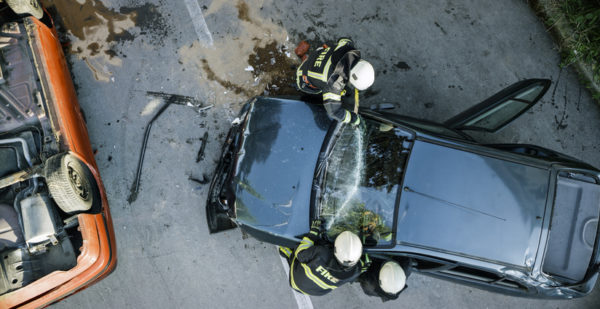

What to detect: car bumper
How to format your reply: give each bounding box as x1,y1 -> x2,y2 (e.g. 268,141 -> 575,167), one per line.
206,101 -> 254,233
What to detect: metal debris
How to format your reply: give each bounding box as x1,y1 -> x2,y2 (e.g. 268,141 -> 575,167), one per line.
196,132 -> 209,163
189,174 -> 210,185
127,95 -> 176,204
146,91 -> 202,106
198,105 -> 213,112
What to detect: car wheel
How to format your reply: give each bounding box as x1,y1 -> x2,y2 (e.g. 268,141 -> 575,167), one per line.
5,0 -> 43,19
44,153 -> 101,214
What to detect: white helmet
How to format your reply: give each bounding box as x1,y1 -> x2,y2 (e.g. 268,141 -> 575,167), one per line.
379,261 -> 406,294
334,231 -> 362,267
349,60 -> 375,91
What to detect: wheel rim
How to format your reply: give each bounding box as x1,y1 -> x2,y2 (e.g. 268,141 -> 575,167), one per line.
67,163 -> 91,201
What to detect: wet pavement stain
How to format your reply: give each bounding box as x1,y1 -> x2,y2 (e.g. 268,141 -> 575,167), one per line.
394,61 -> 411,71
41,0 -> 135,46
119,3 -> 171,45
236,1 -> 252,23
41,0 -> 170,81
201,59 -> 254,97
247,41 -> 297,95
87,42 -> 101,56
179,0 -> 296,105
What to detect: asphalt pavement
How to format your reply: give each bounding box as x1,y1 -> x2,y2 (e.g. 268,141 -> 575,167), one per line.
43,0 -> 600,308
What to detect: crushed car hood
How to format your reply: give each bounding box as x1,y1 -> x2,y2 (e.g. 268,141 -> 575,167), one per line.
233,97 -> 330,238
397,140 -> 549,268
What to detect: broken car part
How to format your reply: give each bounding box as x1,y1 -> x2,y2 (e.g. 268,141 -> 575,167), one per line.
189,174 -> 210,185
146,91 -> 202,106
127,96 -> 175,204
196,132 -> 208,163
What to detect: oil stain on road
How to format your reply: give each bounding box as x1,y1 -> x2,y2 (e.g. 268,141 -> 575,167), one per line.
42,0 -> 170,82
179,0 -> 297,107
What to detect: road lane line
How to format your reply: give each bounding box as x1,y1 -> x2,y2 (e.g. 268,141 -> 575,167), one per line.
183,0 -> 213,46
278,250 -> 314,309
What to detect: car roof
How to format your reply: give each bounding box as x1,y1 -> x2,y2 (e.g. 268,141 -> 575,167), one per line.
395,139 -> 550,268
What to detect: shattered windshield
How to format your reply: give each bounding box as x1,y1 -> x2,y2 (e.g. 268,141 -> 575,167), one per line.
319,118 -> 408,246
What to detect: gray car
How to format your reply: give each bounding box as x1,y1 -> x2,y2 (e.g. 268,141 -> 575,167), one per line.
206,79 -> 600,299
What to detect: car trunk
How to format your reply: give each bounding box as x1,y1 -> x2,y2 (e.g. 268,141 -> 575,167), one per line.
542,173 -> 600,283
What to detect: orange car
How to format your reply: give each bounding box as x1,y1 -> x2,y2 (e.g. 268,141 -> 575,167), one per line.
0,2 -> 116,308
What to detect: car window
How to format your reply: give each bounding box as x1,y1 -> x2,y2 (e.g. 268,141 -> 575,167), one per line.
462,99 -> 529,129
319,118 -> 407,247
514,84 -> 546,102
444,79 -> 550,132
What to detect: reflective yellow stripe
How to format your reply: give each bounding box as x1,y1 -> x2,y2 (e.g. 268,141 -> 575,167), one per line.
323,92 -> 341,101
300,263 -> 337,290
342,110 -> 351,123
307,53 -> 332,82
335,39 -> 351,51
301,238 -> 314,246
290,259 -> 308,294
295,237 -> 314,255
321,57 -> 333,79
296,67 -> 303,89
296,244 -> 311,252
279,246 -> 292,258
383,233 -> 393,241
307,70 -> 327,82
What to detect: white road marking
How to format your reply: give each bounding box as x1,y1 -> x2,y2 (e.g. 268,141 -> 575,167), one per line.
278,250 -> 314,309
183,0 -> 214,46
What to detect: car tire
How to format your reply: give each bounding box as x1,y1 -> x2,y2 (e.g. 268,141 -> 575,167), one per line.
44,153 -> 101,214
5,0 -> 43,19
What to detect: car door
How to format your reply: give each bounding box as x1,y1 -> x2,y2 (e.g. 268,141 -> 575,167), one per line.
444,79 -> 551,133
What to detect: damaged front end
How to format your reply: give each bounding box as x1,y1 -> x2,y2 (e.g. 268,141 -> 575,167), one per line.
206,100 -> 254,233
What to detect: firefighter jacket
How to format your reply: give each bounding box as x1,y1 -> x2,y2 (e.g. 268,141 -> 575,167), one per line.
280,229 -> 370,296
296,38 -> 361,124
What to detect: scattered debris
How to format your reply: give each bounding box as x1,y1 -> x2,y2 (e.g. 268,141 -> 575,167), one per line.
147,91 -> 202,106
394,61 -> 411,71
247,41 -> 298,95
196,132 -> 209,163
189,174 -> 210,185
127,96 -> 176,204
198,105 -> 213,112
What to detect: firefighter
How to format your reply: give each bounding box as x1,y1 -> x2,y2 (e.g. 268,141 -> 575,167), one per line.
295,38 -> 375,125
358,259 -> 409,302
279,220 -> 370,296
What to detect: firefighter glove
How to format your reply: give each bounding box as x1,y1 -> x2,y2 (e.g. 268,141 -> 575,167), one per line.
310,219 -> 323,238
351,113 -> 361,127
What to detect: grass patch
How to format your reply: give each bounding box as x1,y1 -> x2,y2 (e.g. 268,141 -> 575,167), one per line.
534,0 -> 600,100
